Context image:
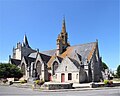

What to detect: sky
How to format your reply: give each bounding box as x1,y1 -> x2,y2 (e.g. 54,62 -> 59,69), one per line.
0,0 -> 119,70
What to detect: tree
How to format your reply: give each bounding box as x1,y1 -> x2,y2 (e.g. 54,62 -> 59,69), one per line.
116,65 -> 120,78
102,62 -> 108,71
0,63 -> 23,78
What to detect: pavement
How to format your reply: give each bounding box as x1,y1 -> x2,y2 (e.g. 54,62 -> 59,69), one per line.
0,85 -> 120,96
1,81 -> 120,92
19,85 -> 120,93
8,82 -> 119,93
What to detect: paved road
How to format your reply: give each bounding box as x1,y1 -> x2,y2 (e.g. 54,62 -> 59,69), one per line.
0,86 -> 120,96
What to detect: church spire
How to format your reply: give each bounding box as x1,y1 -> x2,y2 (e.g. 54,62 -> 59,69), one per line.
56,17 -> 70,56
61,17 -> 66,33
22,34 -> 30,48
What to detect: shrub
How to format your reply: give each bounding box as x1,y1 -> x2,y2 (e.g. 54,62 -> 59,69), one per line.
104,80 -> 109,84
35,79 -> 44,85
104,80 -> 113,85
35,80 -> 40,85
0,63 -> 23,78
20,80 -> 27,84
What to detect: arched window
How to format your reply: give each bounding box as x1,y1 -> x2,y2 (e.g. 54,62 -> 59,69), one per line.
36,61 -> 42,78
52,61 -> 58,75
21,63 -> 26,75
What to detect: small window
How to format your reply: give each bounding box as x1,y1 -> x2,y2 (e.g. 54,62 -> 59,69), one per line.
65,66 -> 67,71
56,74 -> 57,79
52,61 -> 58,75
68,73 -> 72,80
76,74 -> 78,79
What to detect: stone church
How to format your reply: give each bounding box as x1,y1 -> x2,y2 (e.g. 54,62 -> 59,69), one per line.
9,18 -> 103,83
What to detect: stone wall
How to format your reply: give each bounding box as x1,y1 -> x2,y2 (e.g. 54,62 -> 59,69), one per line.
43,82 -> 73,90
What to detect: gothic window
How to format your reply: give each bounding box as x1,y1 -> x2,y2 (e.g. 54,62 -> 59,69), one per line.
68,73 -> 72,80
21,63 -> 26,75
36,61 -> 42,77
52,61 -> 58,75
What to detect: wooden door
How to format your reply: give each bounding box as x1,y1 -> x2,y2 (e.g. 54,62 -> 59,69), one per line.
61,73 -> 65,82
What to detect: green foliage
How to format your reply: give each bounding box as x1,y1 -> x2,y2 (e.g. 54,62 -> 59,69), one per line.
102,62 -> 108,71
0,63 -> 23,78
20,80 -> 27,84
35,80 -> 40,85
35,79 -> 44,85
117,65 -> 120,78
104,80 -> 109,84
104,80 -> 113,85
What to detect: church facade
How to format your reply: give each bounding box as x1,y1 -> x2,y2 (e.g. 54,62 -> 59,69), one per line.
10,19 -> 103,83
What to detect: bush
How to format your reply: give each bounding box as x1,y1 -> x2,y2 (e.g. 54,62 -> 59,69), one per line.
104,80 -> 109,84
104,80 -> 113,85
35,80 -> 40,85
0,63 -> 23,78
20,80 -> 27,84
117,65 -> 120,78
35,79 -> 44,85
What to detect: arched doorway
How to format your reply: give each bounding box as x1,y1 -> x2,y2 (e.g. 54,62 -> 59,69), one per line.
52,61 -> 58,75
21,63 -> 26,75
61,73 -> 65,82
36,61 -> 42,79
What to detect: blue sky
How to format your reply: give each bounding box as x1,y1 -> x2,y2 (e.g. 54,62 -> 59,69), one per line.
0,0 -> 119,70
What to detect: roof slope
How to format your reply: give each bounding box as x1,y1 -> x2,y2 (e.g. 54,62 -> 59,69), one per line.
10,59 -> 21,66
47,56 -> 63,68
28,52 -> 37,58
24,56 -> 36,64
41,49 -> 57,56
28,42 -> 97,65
39,53 -> 51,63
60,42 -> 96,63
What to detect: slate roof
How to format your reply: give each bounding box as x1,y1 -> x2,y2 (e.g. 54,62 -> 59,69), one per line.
10,59 -> 21,66
41,49 -> 57,56
60,42 -> 97,63
47,56 -> 63,68
28,52 -> 37,58
39,53 -> 51,63
28,52 -> 51,64
28,42 -> 97,66
24,56 -> 36,65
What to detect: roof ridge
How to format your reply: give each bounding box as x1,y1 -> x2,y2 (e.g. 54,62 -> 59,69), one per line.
41,49 -> 56,52
39,52 -> 51,57
69,41 -> 96,47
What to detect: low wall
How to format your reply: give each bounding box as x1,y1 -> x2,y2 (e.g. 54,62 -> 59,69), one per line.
43,83 -> 73,90
94,82 -> 120,88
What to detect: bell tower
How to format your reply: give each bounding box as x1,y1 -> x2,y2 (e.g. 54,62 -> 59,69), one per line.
56,18 -> 70,55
